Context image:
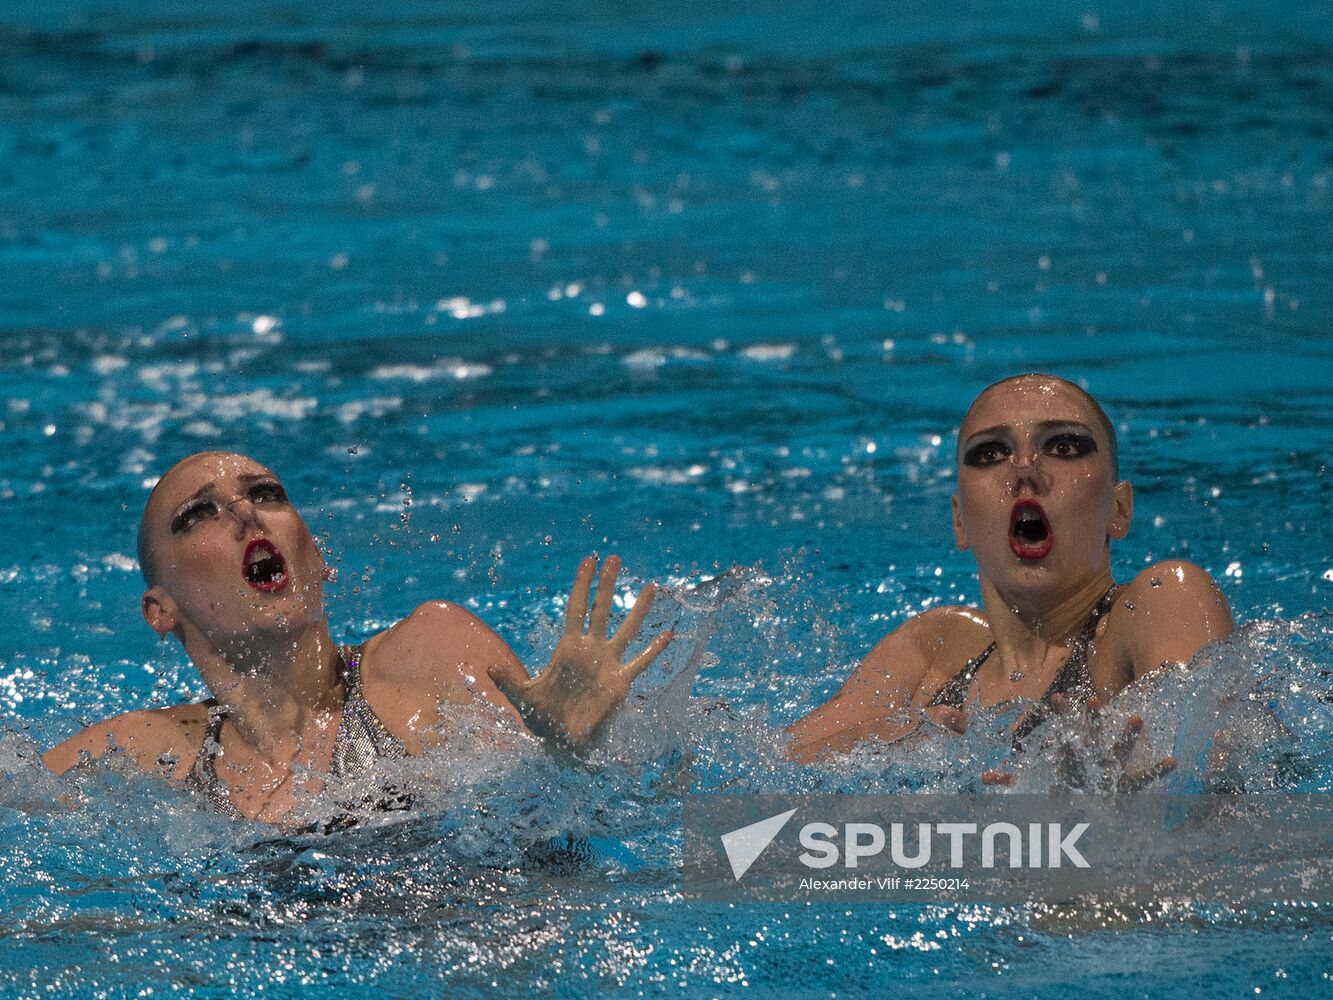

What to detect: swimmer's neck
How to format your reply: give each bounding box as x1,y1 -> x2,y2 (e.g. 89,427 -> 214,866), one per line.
183,622 -> 345,763
978,568 -> 1115,657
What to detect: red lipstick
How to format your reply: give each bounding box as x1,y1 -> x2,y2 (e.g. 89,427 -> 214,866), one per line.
242,538 -> 289,592
1009,501 -> 1053,560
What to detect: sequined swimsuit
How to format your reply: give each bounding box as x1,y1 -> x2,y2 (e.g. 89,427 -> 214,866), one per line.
186,645 -> 409,823
927,586 -> 1118,749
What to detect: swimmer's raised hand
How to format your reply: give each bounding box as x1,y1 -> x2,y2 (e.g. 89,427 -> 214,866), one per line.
487,555 -> 673,753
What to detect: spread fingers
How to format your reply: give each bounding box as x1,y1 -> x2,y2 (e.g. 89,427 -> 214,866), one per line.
610,582 -> 656,655
563,556 -> 597,636
588,555 -> 620,637
621,630 -> 674,684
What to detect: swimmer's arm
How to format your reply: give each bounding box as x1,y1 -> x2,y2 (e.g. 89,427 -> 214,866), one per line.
371,558 -> 671,755
43,722 -> 118,775
42,708 -> 201,779
784,612 -> 950,763
360,600 -> 530,754
1121,560 -> 1234,680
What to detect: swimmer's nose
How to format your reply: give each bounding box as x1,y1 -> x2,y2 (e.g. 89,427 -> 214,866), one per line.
223,495 -> 262,533
1008,448 -> 1050,494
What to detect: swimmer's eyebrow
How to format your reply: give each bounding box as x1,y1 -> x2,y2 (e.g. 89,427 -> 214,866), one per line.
961,419 -> 1094,443
174,480 -> 216,510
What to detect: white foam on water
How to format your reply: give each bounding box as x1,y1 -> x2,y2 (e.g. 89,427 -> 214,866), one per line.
91,355 -> 129,375
739,343 -> 796,362
210,390 -> 316,421
335,397 -> 402,425
626,465 -> 708,485
622,349 -> 666,369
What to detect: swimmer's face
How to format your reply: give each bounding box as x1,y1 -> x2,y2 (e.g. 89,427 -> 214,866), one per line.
139,452 -> 329,648
951,377 -> 1131,598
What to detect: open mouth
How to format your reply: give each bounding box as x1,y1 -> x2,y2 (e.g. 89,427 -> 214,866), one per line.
242,538 -> 289,592
1009,501 -> 1053,560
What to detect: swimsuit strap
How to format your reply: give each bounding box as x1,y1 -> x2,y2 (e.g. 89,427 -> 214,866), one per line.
185,703 -> 243,819
1010,585 -> 1119,749
186,644 -> 407,818
925,585 -> 1119,743
1039,585 -> 1118,705
329,644 -> 406,778
927,642 -> 997,709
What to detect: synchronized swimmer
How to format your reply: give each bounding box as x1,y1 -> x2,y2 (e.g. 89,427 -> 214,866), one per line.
42,374 -> 1235,823
43,451 -> 672,824
786,374 -> 1233,769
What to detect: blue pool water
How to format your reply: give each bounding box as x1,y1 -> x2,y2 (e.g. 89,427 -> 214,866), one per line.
2,0 -> 1331,995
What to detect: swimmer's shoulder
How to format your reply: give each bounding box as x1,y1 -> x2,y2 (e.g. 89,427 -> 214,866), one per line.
42,702 -> 208,780
1120,559 -> 1226,604
859,604 -> 991,683
363,601 -> 522,679
358,601 -> 524,718
1108,560 -> 1234,677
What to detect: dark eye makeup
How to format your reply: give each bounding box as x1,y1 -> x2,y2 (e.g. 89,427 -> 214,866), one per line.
962,440 -> 1011,466
248,481 -> 287,503
171,499 -> 218,534
169,479 -> 288,534
1043,432 -> 1097,458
